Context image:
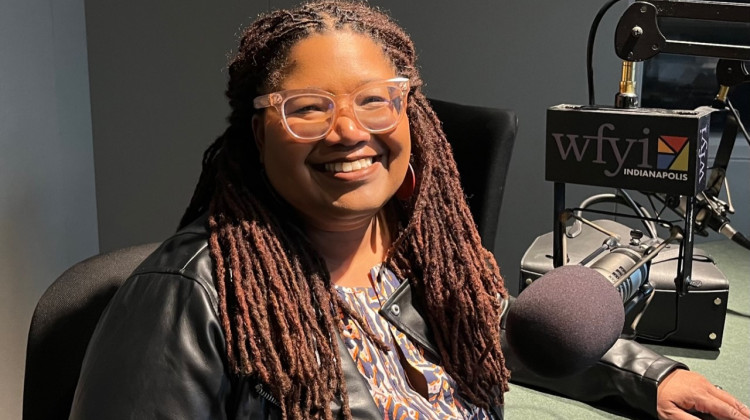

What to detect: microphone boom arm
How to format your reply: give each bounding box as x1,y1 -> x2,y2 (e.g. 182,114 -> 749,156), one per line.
615,0 -> 750,62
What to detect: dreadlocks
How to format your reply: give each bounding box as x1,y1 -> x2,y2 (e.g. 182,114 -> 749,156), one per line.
179,1 -> 510,418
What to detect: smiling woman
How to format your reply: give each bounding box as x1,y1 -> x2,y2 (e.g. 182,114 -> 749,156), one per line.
69,1 -> 510,418
67,1 -> 750,420
251,32 -> 412,232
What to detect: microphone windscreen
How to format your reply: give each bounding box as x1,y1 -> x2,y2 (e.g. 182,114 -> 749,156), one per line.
506,265 -> 624,377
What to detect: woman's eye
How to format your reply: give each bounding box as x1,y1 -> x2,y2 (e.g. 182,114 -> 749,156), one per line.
288,104 -> 325,115
285,97 -> 331,116
358,95 -> 389,106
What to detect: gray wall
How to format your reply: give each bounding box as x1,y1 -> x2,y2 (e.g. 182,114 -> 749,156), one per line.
84,2 -> 268,251
0,0 -> 99,417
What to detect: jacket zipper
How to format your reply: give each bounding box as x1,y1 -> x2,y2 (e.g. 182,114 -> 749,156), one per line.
254,383 -> 281,408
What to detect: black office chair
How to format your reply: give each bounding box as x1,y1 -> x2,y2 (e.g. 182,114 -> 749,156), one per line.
22,243 -> 160,420
429,98 -> 517,251
22,99 -> 517,420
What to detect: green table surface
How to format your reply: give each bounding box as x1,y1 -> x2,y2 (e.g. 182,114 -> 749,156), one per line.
504,240 -> 750,419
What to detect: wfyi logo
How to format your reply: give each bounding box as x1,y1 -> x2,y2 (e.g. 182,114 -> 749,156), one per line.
551,123 -> 691,182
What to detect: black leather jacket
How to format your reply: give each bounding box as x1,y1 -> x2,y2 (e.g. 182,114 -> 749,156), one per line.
70,217 -> 685,419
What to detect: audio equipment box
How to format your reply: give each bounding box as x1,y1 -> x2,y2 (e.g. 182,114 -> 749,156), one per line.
519,219 -> 729,349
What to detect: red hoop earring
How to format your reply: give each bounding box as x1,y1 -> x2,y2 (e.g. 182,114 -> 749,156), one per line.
395,163 -> 416,200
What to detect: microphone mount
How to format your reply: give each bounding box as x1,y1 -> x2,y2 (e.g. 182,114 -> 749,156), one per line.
550,0 -> 749,297
613,0 -> 750,109
639,57 -> 750,250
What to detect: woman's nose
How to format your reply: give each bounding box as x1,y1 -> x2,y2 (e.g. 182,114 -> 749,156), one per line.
326,111 -> 370,144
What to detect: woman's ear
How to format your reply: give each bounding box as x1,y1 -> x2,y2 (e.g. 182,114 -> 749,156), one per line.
252,113 -> 265,159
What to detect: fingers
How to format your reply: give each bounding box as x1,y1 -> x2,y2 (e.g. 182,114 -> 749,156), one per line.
710,384 -> 750,419
713,386 -> 750,420
741,402 -> 750,418
693,386 -> 750,420
658,407 -> 701,420
656,370 -> 749,420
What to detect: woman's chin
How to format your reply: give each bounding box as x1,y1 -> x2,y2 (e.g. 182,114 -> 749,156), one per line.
297,198 -> 390,232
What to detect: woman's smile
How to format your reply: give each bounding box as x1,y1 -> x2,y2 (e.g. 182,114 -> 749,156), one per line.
323,156 -> 375,174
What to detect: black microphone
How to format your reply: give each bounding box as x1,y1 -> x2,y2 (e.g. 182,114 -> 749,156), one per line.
666,194 -> 750,250
505,265 -> 625,378
707,213 -> 750,250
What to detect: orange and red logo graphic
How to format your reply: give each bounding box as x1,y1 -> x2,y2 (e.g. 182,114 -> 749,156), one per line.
657,136 -> 689,171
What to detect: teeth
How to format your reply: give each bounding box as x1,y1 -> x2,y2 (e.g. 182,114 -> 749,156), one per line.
324,157 -> 374,173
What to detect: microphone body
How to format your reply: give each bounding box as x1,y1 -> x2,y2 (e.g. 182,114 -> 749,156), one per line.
505,265 -> 625,378
589,247 -> 649,303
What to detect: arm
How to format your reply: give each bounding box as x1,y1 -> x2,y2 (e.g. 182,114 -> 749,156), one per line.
501,296 -> 750,419
69,272 -> 232,419
503,331 -> 682,418
501,295 -> 683,418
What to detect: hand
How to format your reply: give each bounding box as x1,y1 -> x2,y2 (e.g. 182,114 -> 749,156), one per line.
657,369 -> 750,420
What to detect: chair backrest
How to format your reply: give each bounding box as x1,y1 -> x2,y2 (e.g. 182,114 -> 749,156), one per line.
22,99 -> 516,420
22,243 -> 159,420
429,98 -> 518,251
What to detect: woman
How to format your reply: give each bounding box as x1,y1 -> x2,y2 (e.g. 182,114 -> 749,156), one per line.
70,1 -> 749,419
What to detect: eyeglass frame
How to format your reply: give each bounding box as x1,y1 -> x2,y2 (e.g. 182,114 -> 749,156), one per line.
252,77 -> 411,142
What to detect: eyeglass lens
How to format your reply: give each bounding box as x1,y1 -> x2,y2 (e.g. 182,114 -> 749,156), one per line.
282,84 -> 405,140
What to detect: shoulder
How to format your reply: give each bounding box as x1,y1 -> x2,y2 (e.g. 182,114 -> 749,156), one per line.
71,215 -> 236,419
126,214 -> 219,313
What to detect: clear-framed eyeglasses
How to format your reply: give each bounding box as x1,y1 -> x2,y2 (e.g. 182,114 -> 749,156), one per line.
253,77 -> 410,142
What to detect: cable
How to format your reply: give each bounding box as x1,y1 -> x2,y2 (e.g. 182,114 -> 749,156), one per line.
706,209 -> 750,251
617,189 -> 658,238
732,232 -> 750,250
587,0 -> 626,106
726,99 -> 750,148
569,192 -> 657,239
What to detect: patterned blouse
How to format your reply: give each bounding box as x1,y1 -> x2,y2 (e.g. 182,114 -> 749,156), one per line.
336,266 -> 493,420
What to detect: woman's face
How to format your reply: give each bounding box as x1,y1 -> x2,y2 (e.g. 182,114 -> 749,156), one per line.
252,31 -> 411,232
